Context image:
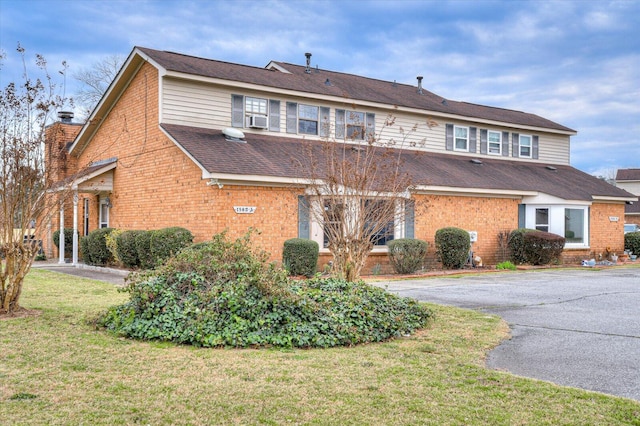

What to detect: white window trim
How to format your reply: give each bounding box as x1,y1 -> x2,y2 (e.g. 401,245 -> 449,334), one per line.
525,204 -> 589,249
309,198 -> 409,253
488,130 -> 502,155
519,134 -> 532,158
454,125 -> 469,152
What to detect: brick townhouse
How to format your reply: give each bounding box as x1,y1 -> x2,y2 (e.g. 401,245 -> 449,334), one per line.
42,46 -> 636,271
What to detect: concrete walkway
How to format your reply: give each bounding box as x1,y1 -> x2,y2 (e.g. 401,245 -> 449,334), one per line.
32,261 -> 130,286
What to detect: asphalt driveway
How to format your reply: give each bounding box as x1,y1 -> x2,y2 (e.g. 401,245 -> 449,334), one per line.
374,266 -> 640,401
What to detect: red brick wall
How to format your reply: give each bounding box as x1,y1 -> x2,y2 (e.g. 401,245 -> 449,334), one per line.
74,63 -> 300,259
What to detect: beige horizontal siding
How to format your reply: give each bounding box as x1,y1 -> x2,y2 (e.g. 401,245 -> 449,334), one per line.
161,77 -> 571,165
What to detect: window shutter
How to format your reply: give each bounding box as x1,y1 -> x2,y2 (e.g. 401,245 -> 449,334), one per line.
469,127 -> 477,153
366,112 -> 375,141
502,131 -> 510,157
298,195 -> 310,239
231,95 -> 244,128
269,100 -> 280,132
445,123 -> 454,151
286,102 -> 297,134
518,204 -> 526,229
335,109 -> 345,139
512,133 -> 519,158
404,200 -> 415,239
319,106 -> 330,137
479,129 -> 488,155
532,135 -> 539,159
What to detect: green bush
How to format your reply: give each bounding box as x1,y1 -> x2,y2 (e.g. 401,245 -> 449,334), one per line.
116,230 -> 144,268
508,228 -> 537,264
134,230 -> 154,269
52,228 -> 74,257
105,229 -> 124,265
523,231 -> 565,265
81,228 -> 114,266
435,227 -> 470,269
624,231 -> 640,255
149,227 -> 193,267
496,261 -> 517,270
388,238 -> 428,274
99,232 -> 432,348
283,238 -> 319,277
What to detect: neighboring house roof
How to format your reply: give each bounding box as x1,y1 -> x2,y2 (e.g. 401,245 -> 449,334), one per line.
625,197 -> 640,215
616,168 -> 640,181
161,124 -> 632,202
137,47 -> 575,134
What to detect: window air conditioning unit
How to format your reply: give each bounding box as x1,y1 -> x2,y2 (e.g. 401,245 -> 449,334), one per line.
249,115 -> 268,129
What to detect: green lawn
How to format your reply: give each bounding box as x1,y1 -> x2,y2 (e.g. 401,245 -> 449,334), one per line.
1,269 -> 638,425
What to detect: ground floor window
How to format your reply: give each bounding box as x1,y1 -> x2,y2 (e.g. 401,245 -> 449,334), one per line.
524,204 -> 589,248
303,197 -> 413,251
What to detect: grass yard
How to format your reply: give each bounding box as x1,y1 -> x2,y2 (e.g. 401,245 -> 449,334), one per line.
1,269 -> 639,425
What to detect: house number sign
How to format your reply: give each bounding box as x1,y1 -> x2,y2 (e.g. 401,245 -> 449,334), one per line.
234,206 -> 256,214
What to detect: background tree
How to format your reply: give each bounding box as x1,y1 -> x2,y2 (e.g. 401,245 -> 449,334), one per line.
300,113 -> 436,281
73,54 -> 123,119
0,45 -> 68,314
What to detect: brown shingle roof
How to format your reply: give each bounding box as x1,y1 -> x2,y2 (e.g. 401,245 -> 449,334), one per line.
162,124 -> 631,201
616,168 -> 640,181
138,47 -> 575,133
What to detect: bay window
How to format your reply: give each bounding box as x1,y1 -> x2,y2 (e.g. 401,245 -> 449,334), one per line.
523,204 -> 589,248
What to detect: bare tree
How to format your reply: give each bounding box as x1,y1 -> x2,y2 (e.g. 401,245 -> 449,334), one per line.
0,45 -> 68,314
73,54 -> 123,119
300,112 -> 436,281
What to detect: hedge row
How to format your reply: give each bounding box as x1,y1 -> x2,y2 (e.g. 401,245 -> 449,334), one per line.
508,228 -> 565,265
81,227 -> 193,268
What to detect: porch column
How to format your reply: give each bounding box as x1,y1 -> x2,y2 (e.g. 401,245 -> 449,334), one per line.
58,201 -> 65,264
72,192 -> 79,266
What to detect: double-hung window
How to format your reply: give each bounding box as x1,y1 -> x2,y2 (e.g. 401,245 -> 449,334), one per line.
454,126 -> 469,151
335,110 -> 375,141
245,97 -> 267,115
286,102 -> 330,137
519,134 -> 532,158
488,130 -> 501,155
298,104 -> 319,135
231,94 -> 280,131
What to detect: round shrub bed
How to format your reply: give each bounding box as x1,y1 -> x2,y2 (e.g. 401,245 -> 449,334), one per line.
99,233 -> 432,348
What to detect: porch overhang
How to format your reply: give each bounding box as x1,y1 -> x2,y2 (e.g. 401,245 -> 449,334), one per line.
51,157 -> 117,194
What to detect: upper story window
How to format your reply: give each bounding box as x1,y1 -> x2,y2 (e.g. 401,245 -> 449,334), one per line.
245,97 -> 267,115
519,134 -> 532,158
298,104 -> 319,135
488,130 -> 502,155
335,110 -> 375,141
454,126 -> 469,151
231,94 -> 279,131
287,102 -> 330,137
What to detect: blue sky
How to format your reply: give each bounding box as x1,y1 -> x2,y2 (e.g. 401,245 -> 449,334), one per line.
1,0 -> 639,176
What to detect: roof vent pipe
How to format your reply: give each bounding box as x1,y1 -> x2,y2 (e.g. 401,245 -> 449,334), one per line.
305,52 -> 312,74
417,76 -> 423,94
58,111 -> 74,124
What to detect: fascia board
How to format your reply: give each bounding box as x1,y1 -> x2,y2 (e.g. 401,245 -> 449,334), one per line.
412,185 -> 536,198
592,195 -> 638,203
70,50 -> 153,156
